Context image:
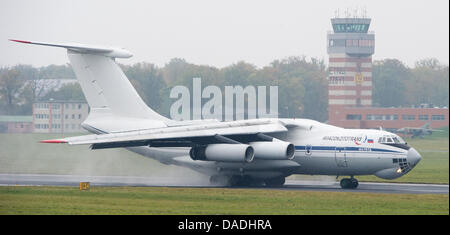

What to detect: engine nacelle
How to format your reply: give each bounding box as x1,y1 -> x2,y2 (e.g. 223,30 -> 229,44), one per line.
249,141 -> 295,160
190,144 -> 254,163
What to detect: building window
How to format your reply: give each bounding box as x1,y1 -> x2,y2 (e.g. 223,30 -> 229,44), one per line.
72,114 -> 75,119
346,114 -> 362,120
346,39 -> 353,47
432,115 -> 445,121
402,115 -> 415,120
329,39 -> 345,47
328,76 -> 345,84
78,114 -> 82,119
367,114 -> 385,120
78,104 -> 82,109
381,114 -> 398,120
418,115 -> 428,120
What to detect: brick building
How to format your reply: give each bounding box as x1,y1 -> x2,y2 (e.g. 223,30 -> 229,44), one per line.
0,115 -> 33,133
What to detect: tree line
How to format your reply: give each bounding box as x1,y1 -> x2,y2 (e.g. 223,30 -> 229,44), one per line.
0,57 -> 448,122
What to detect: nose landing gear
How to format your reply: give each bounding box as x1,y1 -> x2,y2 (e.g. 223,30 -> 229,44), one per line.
340,177 -> 359,189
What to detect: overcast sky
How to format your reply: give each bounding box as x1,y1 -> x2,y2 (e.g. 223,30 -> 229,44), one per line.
1,0 -> 448,68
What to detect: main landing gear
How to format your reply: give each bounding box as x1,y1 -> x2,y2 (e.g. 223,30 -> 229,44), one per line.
209,175 -> 286,187
264,177 -> 286,187
340,177 -> 359,189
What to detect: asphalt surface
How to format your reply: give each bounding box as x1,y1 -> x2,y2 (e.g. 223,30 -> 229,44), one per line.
0,173 -> 448,194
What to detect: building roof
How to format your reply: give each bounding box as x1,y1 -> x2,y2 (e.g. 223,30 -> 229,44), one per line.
34,100 -> 87,104
0,115 -> 33,123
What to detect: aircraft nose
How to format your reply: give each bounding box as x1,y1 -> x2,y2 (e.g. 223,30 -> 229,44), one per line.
407,147 -> 422,167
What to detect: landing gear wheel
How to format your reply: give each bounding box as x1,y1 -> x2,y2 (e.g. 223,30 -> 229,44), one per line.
340,178 -> 358,189
350,178 -> 359,188
228,176 -> 243,187
264,177 -> 286,187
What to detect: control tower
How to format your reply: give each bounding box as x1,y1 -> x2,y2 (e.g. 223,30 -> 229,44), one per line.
327,17 -> 375,124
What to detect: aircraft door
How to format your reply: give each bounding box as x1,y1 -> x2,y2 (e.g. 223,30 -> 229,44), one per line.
335,147 -> 348,167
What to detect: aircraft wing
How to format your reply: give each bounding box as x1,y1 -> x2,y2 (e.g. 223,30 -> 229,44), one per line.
41,119 -> 289,149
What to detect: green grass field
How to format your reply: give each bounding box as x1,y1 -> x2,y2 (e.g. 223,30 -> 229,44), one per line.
0,186 -> 448,215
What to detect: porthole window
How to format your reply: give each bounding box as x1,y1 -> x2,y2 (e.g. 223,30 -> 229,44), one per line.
305,145 -> 312,156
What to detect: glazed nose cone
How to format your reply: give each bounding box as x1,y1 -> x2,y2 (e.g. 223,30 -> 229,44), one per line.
407,147 -> 422,167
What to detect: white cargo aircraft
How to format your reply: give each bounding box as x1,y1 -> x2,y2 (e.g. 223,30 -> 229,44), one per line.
12,40 -> 422,189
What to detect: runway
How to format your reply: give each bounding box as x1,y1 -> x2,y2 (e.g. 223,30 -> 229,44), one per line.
0,173 -> 448,194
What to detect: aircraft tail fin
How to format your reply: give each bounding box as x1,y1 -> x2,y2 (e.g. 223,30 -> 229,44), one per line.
422,122 -> 431,129
11,39 -> 169,123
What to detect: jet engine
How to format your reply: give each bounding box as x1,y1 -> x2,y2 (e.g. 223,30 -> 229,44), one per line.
189,144 -> 254,163
249,141 -> 295,160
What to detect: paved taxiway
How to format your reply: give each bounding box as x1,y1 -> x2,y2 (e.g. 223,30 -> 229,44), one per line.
0,173 -> 447,194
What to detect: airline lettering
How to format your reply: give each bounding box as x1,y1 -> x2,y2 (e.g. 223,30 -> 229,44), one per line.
322,136 -> 363,142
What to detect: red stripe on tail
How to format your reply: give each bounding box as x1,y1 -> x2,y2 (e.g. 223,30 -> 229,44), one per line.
40,139 -> 67,144
9,39 -> 32,44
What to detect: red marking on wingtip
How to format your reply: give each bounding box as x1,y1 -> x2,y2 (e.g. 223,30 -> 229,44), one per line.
9,39 -> 31,44
40,139 -> 67,144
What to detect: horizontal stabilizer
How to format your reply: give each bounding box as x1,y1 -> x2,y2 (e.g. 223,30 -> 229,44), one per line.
9,39 -> 133,58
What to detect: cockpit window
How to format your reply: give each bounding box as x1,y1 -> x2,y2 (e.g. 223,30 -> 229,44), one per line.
379,134 -> 410,150
396,136 -> 406,144
379,135 -> 405,144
